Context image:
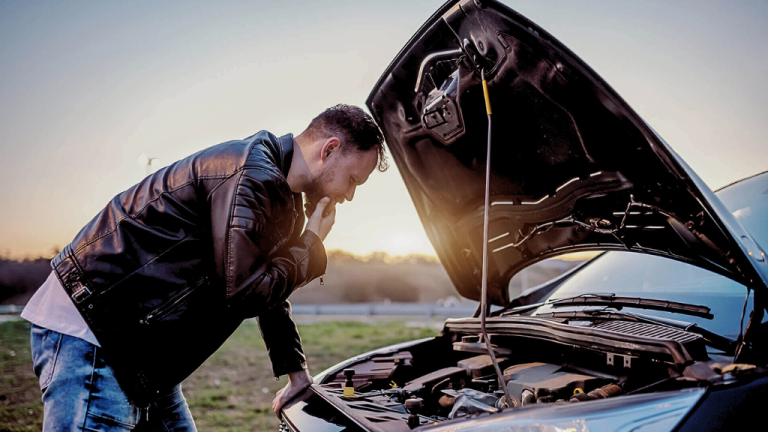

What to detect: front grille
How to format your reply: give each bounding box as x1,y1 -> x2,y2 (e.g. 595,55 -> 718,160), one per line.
592,321 -> 701,344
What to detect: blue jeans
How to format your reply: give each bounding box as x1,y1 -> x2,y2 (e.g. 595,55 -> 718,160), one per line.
30,324 -> 197,431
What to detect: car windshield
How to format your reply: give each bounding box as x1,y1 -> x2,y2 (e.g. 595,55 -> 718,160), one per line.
534,172 -> 768,340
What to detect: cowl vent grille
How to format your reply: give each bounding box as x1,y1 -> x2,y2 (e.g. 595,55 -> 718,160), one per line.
592,321 -> 701,344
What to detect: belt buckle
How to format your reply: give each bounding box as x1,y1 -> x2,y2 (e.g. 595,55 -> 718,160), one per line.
71,284 -> 92,304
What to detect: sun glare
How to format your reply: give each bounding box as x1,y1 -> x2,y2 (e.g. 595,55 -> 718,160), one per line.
381,232 -> 432,257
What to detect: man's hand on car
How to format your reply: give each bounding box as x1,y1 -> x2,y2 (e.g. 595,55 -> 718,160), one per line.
271,198 -> 332,418
272,369 -> 313,418
304,196 -> 335,241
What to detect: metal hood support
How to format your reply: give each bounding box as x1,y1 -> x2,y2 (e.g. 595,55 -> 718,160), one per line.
366,0 -> 768,305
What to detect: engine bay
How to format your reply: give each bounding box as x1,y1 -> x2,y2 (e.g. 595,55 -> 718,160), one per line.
315,316 -> 724,430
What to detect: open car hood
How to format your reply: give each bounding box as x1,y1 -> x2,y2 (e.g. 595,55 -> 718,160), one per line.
366,0 -> 768,305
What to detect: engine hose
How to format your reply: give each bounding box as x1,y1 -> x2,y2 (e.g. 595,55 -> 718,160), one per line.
570,384 -> 623,402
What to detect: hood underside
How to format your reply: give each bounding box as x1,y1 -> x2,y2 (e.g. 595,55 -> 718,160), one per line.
367,0 -> 768,305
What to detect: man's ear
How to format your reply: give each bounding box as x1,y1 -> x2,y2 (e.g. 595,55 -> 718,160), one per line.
320,137 -> 341,163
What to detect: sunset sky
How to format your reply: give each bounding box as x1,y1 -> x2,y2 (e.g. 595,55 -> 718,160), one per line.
1,0 -> 767,259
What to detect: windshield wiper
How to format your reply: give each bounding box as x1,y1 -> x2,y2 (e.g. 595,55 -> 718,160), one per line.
536,308 -> 736,354
501,293 -> 713,319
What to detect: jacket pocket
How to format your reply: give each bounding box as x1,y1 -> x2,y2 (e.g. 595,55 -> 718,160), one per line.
139,277 -> 207,325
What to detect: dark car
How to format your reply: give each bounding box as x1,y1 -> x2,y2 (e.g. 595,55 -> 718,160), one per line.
280,1 -> 768,430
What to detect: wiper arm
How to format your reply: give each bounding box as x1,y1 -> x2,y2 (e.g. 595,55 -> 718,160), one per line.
551,293 -> 713,319
501,293 -> 713,319
502,294 -> 714,319
536,309 -> 736,354
499,301 -> 551,316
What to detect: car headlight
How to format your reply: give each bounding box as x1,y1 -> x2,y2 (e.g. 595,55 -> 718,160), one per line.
420,388 -> 705,432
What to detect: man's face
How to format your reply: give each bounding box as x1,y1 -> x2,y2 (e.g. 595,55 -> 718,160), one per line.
303,146 -> 378,216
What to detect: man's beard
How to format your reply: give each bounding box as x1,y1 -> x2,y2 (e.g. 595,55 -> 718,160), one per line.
303,165 -> 335,216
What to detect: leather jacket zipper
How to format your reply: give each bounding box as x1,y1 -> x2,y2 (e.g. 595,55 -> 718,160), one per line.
140,277 -> 207,325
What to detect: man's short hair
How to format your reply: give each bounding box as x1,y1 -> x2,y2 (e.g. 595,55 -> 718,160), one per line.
304,104 -> 388,172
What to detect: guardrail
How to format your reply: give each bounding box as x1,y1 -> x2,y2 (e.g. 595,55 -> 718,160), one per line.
291,303 -> 500,323
0,305 -> 23,314
0,303 -> 498,323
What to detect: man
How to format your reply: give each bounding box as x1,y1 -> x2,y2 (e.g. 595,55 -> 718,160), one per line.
21,104 -> 387,430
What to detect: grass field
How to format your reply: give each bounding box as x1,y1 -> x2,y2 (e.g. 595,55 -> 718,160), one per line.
0,319 -> 437,431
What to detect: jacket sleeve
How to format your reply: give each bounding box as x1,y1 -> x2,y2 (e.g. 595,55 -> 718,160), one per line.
256,300 -> 307,377
212,168 -> 326,376
219,168 -> 327,312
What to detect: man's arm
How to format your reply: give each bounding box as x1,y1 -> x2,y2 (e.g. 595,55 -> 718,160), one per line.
212,168 -> 327,314
210,167 -> 335,415
266,304 -> 314,418
268,198 -> 336,417
252,198 -> 336,379
256,300 -> 306,377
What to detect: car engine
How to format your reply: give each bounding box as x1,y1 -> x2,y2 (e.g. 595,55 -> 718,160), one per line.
322,355 -> 627,425
315,317 -> 719,429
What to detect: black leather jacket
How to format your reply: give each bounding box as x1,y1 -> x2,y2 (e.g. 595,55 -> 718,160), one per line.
51,131 -> 326,405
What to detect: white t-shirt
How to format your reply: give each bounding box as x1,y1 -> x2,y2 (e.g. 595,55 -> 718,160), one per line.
21,270 -> 101,347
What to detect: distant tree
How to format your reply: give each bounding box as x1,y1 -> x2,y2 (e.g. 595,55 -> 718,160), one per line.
327,250 -> 363,264
373,275 -> 419,302
340,276 -> 374,303
0,257 -> 50,304
365,251 -> 389,264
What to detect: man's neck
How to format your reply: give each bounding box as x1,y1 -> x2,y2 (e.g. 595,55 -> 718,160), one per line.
286,137 -> 310,193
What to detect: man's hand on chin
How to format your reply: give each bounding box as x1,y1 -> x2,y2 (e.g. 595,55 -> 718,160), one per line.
272,369 -> 313,418
304,197 -> 336,241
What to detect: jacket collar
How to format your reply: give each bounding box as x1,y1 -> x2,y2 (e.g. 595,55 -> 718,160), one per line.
277,132 -> 305,235
277,133 -> 295,178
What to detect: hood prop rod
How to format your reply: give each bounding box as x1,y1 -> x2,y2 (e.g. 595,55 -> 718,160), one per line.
479,69 -> 514,409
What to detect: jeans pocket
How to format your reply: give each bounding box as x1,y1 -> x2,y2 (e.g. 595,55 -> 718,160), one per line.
82,412 -> 136,432
30,325 -> 64,392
